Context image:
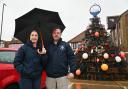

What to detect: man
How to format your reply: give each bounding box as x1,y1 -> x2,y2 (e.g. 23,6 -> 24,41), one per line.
46,27 -> 77,89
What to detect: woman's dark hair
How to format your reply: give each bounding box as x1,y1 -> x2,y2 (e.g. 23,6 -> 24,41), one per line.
28,27 -> 43,49
29,30 -> 39,40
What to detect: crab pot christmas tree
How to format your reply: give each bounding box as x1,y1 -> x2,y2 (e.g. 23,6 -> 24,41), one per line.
75,7 -> 128,80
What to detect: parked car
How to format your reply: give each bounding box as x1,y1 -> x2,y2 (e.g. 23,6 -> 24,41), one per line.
0,48 -> 46,89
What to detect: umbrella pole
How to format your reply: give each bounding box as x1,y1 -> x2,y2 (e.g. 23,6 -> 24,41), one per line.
39,32 -> 44,48
37,32 -> 46,54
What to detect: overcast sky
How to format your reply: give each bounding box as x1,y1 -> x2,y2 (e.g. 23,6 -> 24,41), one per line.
0,0 -> 128,42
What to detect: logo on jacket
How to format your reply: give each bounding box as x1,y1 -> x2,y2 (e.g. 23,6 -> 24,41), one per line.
60,45 -> 65,51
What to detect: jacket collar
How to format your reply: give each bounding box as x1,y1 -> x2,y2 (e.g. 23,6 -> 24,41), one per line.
51,38 -> 62,46
26,40 -> 38,49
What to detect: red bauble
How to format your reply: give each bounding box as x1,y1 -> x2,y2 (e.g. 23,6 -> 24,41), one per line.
95,32 -> 99,37
76,69 -> 81,75
75,48 -> 79,52
111,54 -> 115,57
119,51 -> 126,58
92,46 -> 96,49
96,58 -> 100,63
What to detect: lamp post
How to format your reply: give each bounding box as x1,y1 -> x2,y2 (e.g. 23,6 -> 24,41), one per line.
0,3 -> 6,43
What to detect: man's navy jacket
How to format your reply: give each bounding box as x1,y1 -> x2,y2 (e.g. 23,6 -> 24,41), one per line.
46,39 -> 77,78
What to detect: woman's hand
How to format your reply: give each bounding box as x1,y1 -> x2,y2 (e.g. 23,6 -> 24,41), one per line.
37,48 -> 47,55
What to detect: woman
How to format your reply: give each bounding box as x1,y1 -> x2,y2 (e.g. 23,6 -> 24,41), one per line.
14,30 -> 47,89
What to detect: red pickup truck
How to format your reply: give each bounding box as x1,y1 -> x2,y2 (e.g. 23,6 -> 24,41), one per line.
0,48 -> 46,89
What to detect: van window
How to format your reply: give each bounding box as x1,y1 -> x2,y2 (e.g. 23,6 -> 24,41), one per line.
0,51 -> 16,63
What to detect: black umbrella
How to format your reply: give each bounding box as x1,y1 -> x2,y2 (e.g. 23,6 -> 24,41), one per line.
14,8 -> 65,47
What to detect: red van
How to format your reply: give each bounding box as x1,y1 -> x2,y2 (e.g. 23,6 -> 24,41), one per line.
0,48 -> 46,89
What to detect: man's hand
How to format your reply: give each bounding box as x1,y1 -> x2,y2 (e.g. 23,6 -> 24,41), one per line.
67,73 -> 74,79
37,48 -> 47,55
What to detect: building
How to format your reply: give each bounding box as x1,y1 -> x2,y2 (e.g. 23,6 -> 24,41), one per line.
0,40 -> 6,48
107,10 -> 128,52
68,30 -> 85,50
107,16 -> 120,46
3,38 -> 23,49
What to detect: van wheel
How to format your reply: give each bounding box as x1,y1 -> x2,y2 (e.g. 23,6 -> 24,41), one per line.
5,84 -> 19,89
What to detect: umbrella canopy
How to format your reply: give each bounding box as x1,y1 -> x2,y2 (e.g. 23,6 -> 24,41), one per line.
14,8 -> 65,46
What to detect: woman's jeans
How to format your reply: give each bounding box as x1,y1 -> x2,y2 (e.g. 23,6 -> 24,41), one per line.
19,77 -> 41,89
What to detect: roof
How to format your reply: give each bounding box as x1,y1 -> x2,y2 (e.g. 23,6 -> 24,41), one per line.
8,38 -> 22,44
118,10 -> 128,22
0,48 -> 17,51
68,30 -> 85,43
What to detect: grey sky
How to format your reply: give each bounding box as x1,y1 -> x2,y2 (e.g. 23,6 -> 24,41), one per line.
0,0 -> 128,41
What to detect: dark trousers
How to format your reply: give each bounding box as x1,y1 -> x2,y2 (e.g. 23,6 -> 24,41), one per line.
19,77 -> 41,89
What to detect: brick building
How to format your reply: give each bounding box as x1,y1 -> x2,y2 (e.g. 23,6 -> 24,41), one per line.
68,30 -> 85,50
1,38 -> 23,49
107,10 -> 128,58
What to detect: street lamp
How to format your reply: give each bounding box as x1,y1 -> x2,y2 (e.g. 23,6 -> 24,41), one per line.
0,3 -> 6,43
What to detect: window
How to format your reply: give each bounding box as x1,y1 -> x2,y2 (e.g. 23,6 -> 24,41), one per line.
0,51 -> 16,63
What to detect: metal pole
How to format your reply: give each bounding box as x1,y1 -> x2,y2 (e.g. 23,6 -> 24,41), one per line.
0,3 -> 6,43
